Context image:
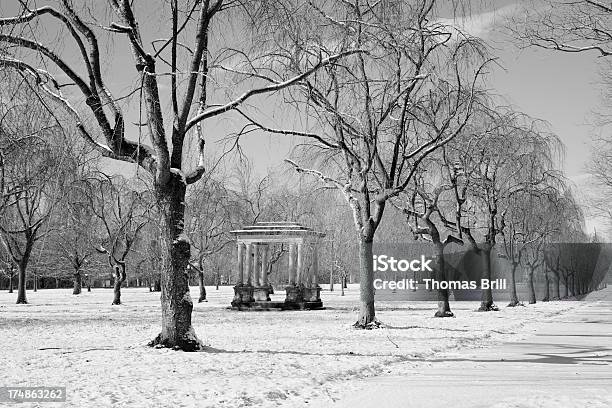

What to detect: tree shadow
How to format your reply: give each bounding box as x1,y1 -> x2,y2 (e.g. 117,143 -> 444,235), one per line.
201,346 -> 391,358
382,324 -> 472,332
390,343 -> 612,365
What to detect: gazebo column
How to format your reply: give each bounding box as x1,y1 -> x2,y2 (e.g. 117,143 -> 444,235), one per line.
253,243 -> 271,302
252,244 -> 260,286
303,243 -> 322,303
245,242 -> 253,285
288,243 -> 296,285
261,245 -> 269,287
296,242 -> 303,285
312,244 -> 319,287
232,242 -> 254,307
285,241 -> 304,303
237,242 -> 244,285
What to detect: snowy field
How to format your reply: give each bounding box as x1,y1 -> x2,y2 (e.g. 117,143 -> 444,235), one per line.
0,285 -> 591,407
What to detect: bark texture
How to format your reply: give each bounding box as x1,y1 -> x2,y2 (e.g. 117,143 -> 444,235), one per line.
527,269 -> 536,304
542,271 -> 550,302
73,271 -> 82,295
434,244 -> 453,317
149,178 -> 203,351
507,264 -> 520,307
478,248 -> 497,311
354,239 -> 379,328
16,264 -> 27,304
112,264 -> 126,305
198,269 -> 207,303
552,272 -> 560,300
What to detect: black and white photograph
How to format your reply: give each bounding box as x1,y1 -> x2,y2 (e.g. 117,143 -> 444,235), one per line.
0,1 -> 611,407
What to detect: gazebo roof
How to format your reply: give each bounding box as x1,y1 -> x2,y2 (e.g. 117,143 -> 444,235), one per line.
230,221 -> 325,238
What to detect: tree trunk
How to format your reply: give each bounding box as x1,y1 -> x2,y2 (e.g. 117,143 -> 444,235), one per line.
198,270 -> 207,303
528,269 -> 536,304
479,247 -> 497,311
215,270 -> 220,290
16,263 -> 27,304
329,269 -> 334,292
148,179 -> 202,351
354,237 -> 377,328
112,265 -> 127,305
542,270 -> 550,302
508,263 -> 520,307
434,243 -> 453,317
73,271 -> 82,295
8,273 -> 14,293
33,273 -> 37,292
341,275 -> 345,296
552,272 -> 560,300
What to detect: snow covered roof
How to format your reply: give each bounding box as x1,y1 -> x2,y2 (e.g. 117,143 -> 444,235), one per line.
230,221 -> 326,239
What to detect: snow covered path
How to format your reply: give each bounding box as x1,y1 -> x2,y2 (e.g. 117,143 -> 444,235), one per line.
332,288 -> 612,408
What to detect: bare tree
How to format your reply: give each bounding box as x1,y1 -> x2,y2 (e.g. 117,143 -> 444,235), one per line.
185,173 -> 235,302
437,108 -> 562,311
393,162 -> 463,317
513,1 -> 612,57
0,250 -> 16,293
0,78 -> 73,304
86,175 -> 150,305
518,192 -> 563,304
500,179 -> 567,305
547,193 -> 587,299
54,174 -> 100,295
281,1 -> 489,327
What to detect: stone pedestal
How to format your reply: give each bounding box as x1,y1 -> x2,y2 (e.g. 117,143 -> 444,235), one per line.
285,284 -> 304,303
302,286 -> 321,302
253,285 -> 272,301
231,284 -> 254,307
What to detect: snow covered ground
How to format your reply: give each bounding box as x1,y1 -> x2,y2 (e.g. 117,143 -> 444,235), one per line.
329,288 -> 612,408
0,285 -> 603,407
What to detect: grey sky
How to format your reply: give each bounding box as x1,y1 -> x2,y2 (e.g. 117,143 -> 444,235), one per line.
1,0 -> 606,232
461,1 -> 604,233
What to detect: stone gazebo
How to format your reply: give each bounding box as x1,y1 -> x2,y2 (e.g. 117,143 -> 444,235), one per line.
230,222 -> 325,310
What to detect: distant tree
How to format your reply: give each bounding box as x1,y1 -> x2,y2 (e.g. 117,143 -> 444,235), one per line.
439,109 -> 562,311
185,173 -> 236,302
0,250 -> 16,293
86,176 -> 150,305
55,173 -> 100,295
501,182 -> 567,305
0,77 -> 74,304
